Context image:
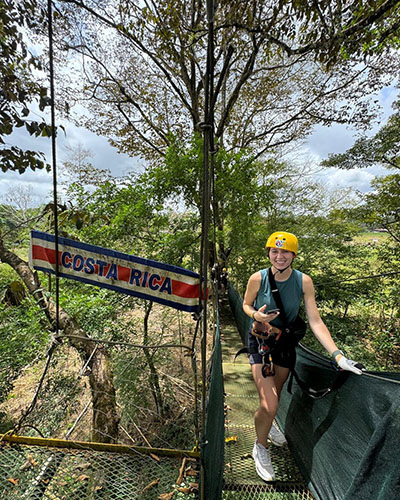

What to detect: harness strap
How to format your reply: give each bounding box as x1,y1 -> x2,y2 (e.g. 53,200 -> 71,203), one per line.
287,364 -> 351,399
234,343 -> 275,377
234,345 -> 256,361
267,268 -> 290,332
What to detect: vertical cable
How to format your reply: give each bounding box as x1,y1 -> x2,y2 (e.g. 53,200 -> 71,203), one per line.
47,0 -> 59,335
200,1 -> 215,499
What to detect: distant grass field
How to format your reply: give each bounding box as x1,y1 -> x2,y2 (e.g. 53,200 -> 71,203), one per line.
354,231 -> 390,244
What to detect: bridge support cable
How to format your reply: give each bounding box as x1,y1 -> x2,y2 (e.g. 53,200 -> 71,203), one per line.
199,1 -> 216,499
11,0 -> 63,440
47,0 -> 60,335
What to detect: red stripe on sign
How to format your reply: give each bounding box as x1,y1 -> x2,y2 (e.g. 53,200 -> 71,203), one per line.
172,280 -> 200,299
32,244 -> 56,264
118,266 -> 131,282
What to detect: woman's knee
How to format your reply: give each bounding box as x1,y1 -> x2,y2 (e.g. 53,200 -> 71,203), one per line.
257,400 -> 278,420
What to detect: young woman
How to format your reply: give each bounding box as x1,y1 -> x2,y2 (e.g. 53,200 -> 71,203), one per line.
242,231 -> 363,482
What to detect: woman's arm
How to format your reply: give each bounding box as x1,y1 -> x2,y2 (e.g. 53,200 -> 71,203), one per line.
243,272 -> 262,319
303,273 -> 363,375
303,273 -> 339,356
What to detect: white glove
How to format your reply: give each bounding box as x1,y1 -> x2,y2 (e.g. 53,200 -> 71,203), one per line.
337,356 -> 364,375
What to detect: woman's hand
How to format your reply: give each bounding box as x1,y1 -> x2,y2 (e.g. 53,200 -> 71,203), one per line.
253,304 -> 280,323
335,354 -> 365,375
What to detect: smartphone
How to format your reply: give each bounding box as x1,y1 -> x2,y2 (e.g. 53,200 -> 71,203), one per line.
266,308 -> 280,314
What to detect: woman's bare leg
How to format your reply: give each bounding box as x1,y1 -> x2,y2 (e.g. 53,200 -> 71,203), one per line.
251,364 -> 290,446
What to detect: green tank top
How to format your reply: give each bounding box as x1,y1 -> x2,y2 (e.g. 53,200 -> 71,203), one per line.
254,268 -> 303,329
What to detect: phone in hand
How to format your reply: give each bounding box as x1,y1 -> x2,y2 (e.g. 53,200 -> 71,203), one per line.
266,308 -> 280,314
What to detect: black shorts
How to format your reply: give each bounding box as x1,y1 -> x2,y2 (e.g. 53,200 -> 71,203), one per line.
247,332 -> 295,369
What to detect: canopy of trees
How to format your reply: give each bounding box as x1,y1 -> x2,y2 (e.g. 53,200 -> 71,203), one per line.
0,0 -> 53,173
50,0 -> 400,161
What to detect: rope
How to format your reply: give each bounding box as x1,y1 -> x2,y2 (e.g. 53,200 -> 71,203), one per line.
189,316 -> 202,447
12,0 -> 62,437
199,3 -> 216,497
60,334 -> 195,353
299,343 -> 400,385
13,337 -> 61,434
314,270 -> 400,288
47,0 -> 60,336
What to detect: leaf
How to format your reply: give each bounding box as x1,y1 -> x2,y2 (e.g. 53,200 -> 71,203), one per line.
77,474 -> 90,481
225,435 -> 238,444
141,478 -> 160,493
176,457 -> 187,484
7,478 -> 19,485
76,462 -> 92,470
150,453 -> 160,462
158,493 -> 174,500
176,487 -> 191,493
19,460 -> 33,471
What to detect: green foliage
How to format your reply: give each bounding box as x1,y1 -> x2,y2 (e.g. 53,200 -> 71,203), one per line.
58,282 -> 124,338
364,174 -> 400,240
0,296 -> 49,404
371,317 -> 400,370
321,105 -> 400,170
0,202 -> 42,247
58,165 -> 202,272
0,0 -> 52,173
0,411 -> 14,433
313,95 -> 400,371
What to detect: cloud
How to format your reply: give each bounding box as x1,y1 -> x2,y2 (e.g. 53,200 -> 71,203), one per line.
304,84 -> 398,192
305,123 -> 357,159
59,124 -> 141,178
0,169 -> 54,206
313,167 -> 377,193
306,85 -> 399,161
1,120 -> 142,205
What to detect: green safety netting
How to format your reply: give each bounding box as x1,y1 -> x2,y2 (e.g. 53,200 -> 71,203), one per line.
278,345 -> 400,500
201,307 -> 225,500
228,285 -> 251,347
228,283 -> 400,500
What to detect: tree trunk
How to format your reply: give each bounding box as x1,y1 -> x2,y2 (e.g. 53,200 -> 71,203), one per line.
0,235 -> 119,443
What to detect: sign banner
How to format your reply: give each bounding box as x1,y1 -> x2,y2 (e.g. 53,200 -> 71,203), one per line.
29,230 -> 202,313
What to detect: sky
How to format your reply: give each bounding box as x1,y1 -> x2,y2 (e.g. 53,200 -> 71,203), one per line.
0,84 -> 398,207
303,84 -> 398,192
0,119 -> 138,207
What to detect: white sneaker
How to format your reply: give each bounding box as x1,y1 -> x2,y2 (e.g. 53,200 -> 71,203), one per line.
268,422 -> 287,446
252,441 -> 275,481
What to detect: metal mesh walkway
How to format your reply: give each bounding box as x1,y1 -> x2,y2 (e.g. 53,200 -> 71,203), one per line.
0,438 -> 198,499
219,299 -> 314,500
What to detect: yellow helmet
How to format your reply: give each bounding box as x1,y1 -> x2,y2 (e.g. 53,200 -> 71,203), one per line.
265,231 -> 298,255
